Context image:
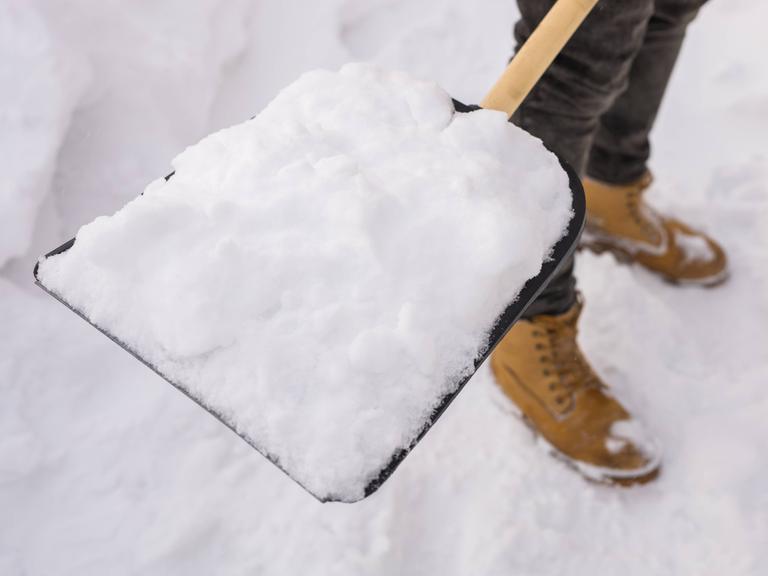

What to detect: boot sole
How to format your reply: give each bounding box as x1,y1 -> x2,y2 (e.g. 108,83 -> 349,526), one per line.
578,238 -> 730,288
494,394 -> 662,487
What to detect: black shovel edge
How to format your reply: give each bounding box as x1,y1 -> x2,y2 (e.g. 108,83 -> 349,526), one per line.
33,100 -> 585,503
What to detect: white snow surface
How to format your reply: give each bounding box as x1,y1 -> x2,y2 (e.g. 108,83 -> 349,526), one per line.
2,0 -> 768,574
0,0 -> 86,267
35,63 -> 571,501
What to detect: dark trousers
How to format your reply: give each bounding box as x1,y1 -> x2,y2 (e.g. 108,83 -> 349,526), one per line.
516,0 -> 707,317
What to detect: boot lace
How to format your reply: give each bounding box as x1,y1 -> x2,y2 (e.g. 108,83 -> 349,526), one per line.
532,319 -> 601,408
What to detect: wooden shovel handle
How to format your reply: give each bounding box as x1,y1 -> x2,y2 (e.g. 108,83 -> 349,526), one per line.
481,0 -> 599,117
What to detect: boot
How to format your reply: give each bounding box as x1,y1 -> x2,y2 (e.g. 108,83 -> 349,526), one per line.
581,172 -> 728,286
490,298 -> 661,485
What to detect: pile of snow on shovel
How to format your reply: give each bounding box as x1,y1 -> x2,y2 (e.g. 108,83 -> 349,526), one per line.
36,63 -> 572,501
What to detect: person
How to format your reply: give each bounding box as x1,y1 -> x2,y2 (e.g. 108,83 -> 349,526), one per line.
491,0 -> 727,484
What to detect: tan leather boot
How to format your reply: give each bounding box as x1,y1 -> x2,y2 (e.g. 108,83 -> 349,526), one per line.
490,298 -> 661,485
581,172 -> 728,286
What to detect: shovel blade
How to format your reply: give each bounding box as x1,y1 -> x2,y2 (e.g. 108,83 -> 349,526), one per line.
34,102 -> 585,502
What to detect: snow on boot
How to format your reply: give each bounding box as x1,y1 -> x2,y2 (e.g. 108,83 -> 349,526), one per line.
490,298 -> 661,485
581,172 -> 728,286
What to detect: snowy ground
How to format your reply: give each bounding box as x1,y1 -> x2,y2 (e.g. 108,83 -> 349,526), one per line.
1,0 -> 767,574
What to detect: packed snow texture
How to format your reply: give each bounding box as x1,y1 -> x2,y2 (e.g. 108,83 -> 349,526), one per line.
35,63 -> 572,501
2,0 -> 768,573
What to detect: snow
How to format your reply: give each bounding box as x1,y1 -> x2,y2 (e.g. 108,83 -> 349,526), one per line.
0,0 -> 86,267
35,63 -> 571,501
675,229 -> 716,264
2,0 -> 768,574
605,419 -> 660,461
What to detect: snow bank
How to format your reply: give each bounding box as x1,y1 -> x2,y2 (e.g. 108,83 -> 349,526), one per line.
38,0 -> 251,234
0,1 -> 86,268
36,63 -> 571,501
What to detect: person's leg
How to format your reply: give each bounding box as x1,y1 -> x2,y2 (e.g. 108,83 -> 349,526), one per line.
514,0 -> 654,318
580,0 -> 727,285
587,0 -> 707,184
493,0 -> 662,485
513,0 -> 655,175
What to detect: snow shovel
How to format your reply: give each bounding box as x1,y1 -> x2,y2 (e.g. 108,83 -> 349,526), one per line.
35,0 -> 597,502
